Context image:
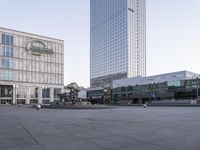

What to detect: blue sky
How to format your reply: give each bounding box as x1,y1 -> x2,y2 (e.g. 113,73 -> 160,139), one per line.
0,0 -> 200,87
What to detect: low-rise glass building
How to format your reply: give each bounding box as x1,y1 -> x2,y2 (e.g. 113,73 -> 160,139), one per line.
87,87 -> 104,104
112,71 -> 200,104
0,27 -> 64,104
87,71 -> 200,104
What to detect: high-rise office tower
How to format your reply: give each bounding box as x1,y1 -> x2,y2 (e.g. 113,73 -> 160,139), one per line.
90,0 -> 146,88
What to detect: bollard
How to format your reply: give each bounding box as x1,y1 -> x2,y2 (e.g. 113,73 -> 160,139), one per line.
36,104 -> 41,110
143,103 -> 147,108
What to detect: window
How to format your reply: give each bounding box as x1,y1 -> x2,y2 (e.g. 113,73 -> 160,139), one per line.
0,71 -> 13,80
1,58 -> 13,69
6,47 -> 10,57
2,34 -> 5,44
0,47 -> 14,57
167,80 -> 181,87
54,88 -> 61,98
10,47 -> 13,57
3,47 -> 6,56
0,47 -> 3,56
6,35 -> 9,45
1,34 -> 14,46
10,36 -> 14,46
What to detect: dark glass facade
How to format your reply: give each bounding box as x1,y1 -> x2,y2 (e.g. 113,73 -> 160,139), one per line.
112,79 -> 200,104
87,78 -> 200,104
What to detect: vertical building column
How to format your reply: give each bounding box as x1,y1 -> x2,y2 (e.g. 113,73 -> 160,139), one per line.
13,85 -> 18,105
50,88 -> 54,102
13,86 -> 16,105
26,87 -> 30,105
38,87 -> 42,104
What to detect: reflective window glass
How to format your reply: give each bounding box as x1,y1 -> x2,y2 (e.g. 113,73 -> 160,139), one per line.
6,35 -> 9,45
1,34 -> 5,44
1,34 -> 14,46
6,47 -> 9,57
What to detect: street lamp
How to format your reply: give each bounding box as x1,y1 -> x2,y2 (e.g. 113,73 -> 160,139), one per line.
196,77 -> 199,100
154,82 -> 156,101
150,81 -> 156,101
13,84 -> 18,105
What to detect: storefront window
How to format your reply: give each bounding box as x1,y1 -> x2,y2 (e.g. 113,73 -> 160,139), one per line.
0,85 -> 13,97
30,87 -> 38,98
42,88 -> 50,98
54,88 -> 61,98
17,86 -> 26,98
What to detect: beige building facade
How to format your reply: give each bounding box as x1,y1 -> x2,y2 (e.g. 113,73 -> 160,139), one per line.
0,27 -> 64,104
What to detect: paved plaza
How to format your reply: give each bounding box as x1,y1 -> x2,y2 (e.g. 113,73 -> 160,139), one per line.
0,106 -> 200,150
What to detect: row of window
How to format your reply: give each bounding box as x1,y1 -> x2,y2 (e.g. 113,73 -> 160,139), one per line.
0,58 -> 63,74
0,71 -> 13,80
0,46 -> 14,57
0,58 -> 14,69
0,47 -> 63,65
0,85 -> 61,99
1,34 -> 64,55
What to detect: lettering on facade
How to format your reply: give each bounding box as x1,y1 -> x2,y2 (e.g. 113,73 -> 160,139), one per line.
26,40 -> 53,56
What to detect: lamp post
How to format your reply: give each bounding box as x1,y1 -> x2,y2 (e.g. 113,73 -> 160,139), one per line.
196,77 -> 199,100
151,81 -> 156,101
154,82 -> 156,101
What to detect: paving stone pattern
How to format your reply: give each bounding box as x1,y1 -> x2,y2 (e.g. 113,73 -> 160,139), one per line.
0,106 -> 200,150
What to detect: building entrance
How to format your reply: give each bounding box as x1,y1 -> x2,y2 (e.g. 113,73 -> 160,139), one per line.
0,85 -> 13,104
0,99 -> 12,104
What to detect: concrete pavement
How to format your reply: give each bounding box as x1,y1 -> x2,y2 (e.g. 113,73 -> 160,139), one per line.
0,106 -> 200,150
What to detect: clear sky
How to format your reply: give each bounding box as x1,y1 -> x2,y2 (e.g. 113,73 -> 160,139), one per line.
0,0 -> 200,88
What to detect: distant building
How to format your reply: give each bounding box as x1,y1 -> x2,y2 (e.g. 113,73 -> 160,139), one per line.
113,71 -> 199,88
90,0 -> 146,88
0,27 -> 64,104
87,71 -> 200,104
112,71 -> 200,104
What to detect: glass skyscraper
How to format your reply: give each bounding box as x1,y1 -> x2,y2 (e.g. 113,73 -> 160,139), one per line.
90,0 -> 146,88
